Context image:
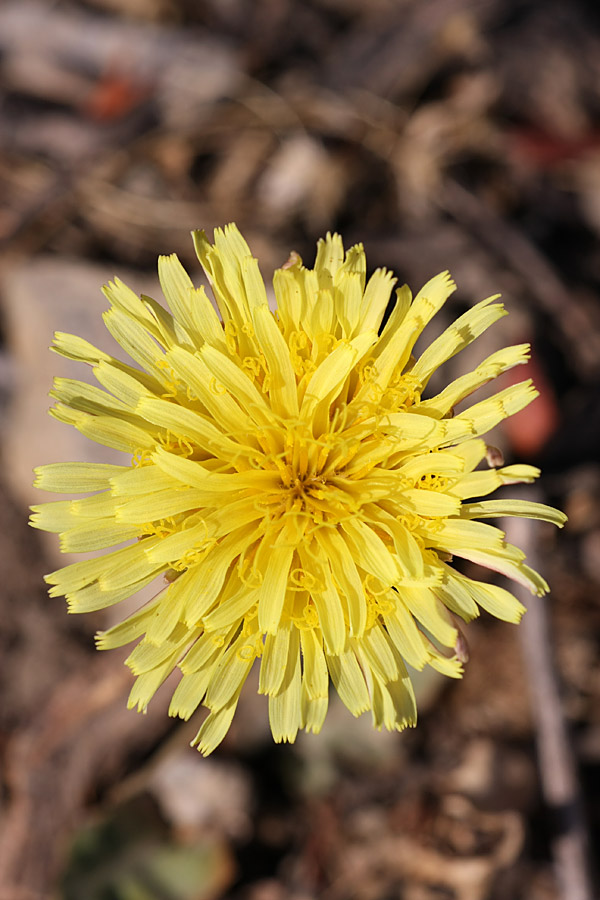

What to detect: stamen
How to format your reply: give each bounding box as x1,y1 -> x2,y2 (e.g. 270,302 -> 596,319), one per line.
209,377 -> 228,395
132,448 -> 153,467
224,320 -> 238,356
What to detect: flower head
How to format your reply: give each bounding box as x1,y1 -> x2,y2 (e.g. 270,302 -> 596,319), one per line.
31,225 -> 565,754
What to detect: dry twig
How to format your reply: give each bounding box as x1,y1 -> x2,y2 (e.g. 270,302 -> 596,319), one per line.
505,498 -> 594,900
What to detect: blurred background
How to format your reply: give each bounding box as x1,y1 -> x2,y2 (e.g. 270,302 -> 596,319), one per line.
1,0 -> 600,898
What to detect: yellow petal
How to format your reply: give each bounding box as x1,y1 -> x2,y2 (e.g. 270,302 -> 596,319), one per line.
96,589 -> 165,648
257,531 -> 296,634
60,519 -> 139,552
269,627 -> 302,743
359,269 -> 397,334
357,625 -> 399,684
315,232 -> 344,279
259,621 -> 292,696
158,253 -> 198,338
341,518 -> 400,586
34,461 -> 128,494
422,344 -> 530,416
252,304 -> 299,417
326,649 -> 370,716
300,628 -> 328,699
205,627 -> 258,710
461,499 -> 567,527
301,690 -> 328,734
128,651 -> 182,713
200,344 -> 275,427
52,331 -> 111,366
399,585 -> 457,649
314,528 -> 366,637
51,406 -> 155,453
192,697 -> 240,756
93,362 -> 153,409
411,296 -> 505,385
300,331 -> 376,419
383,602 -> 430,670
68,571 -> 159,614
466,579 -> 527,623
366,271 -> 456,392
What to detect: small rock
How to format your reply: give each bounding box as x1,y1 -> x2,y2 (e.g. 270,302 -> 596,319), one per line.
149,750 -> 253,840
0,255 -> 156,544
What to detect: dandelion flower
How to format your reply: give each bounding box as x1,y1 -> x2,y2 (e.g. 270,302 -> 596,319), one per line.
31,225 -> 566,754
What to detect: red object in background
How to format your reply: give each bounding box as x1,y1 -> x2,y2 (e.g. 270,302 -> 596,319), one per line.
507,127 -> 600,169
82,67 -> 152,122
501,349 -> 559,458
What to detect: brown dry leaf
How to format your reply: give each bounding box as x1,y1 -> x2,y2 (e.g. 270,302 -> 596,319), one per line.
0,657 -> 173,896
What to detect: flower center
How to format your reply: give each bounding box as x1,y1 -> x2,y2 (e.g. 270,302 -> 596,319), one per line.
252,425 -> 363,530
283,472 -> 330,517
289,473 -> 326,497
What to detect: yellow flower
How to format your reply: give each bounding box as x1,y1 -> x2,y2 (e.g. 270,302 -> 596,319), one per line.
31,225 -> 565,754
